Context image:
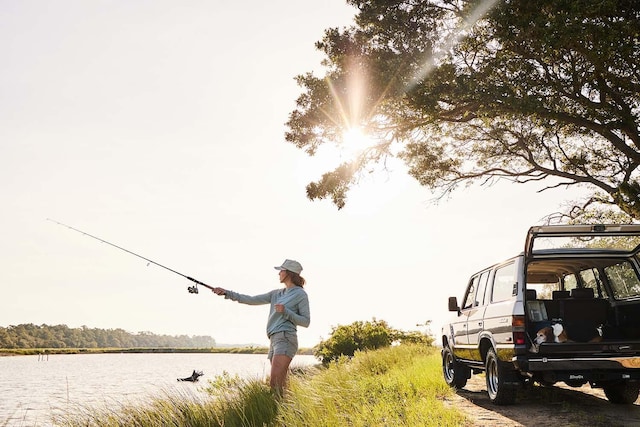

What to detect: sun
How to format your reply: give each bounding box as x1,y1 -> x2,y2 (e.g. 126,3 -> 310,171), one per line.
296,126 -> 376,183
341,126 -> 374,159
323,126 -> 375,168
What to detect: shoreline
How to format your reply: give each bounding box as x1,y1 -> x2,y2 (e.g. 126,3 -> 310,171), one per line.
0,347 -> 315,357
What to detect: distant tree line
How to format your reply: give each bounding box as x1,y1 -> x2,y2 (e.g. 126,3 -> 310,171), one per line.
0,324 -> 216,349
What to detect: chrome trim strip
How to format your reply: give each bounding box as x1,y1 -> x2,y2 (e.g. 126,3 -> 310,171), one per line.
519,355 -> 640,370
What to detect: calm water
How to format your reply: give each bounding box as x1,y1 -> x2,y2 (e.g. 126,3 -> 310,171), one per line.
0,352 -> 317,426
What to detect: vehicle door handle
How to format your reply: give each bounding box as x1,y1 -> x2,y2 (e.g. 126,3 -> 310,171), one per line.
478,322 -> 483,326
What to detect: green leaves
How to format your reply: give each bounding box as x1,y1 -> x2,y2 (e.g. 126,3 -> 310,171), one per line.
286,0 -> 640,219
313,318 -> 433,365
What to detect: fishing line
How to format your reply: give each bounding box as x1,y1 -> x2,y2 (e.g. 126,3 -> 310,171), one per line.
46,218 -> 213,294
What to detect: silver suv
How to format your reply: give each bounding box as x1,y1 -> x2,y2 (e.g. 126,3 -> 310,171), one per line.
442,224 -> 640,405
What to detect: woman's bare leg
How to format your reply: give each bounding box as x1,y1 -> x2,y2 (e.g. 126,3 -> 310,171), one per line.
270,354 -> 293,395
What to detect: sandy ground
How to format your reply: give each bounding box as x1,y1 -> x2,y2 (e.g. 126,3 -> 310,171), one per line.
443,374 -> 640,427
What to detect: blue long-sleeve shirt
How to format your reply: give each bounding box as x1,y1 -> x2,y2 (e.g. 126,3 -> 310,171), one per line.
224,286 -> 310,337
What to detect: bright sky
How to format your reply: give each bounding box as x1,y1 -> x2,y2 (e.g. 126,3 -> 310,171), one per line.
1,1 -> 589,348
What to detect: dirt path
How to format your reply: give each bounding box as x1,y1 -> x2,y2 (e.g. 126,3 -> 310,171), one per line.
443,375 -> 640,427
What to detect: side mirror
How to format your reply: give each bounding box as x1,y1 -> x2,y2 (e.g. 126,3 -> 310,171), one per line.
448,297 -> 460,312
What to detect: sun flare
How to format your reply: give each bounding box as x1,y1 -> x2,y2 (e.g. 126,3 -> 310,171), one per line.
299,126 -> 376,181
341,126 -> 374,159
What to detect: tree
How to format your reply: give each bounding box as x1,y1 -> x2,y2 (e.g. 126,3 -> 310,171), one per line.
285,0 -> 640,219
314,319 -> 396,364
313,318 -> 432,364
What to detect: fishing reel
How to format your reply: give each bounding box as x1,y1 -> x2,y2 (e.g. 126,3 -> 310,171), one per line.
187,285 -> 199,294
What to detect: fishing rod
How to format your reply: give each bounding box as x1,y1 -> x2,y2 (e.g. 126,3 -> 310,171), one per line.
47,218 -> 213,294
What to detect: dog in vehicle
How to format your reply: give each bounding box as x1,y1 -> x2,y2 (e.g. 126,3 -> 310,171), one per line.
530,324 -> 570,352
530,323 -> 603,352
535,324 -> 570,344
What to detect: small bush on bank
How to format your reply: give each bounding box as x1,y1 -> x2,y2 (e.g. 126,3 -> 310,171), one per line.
314,318 -> 434,365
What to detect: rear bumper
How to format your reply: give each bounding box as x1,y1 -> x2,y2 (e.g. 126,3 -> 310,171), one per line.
515,355 -> 640,371
513,355 -> 640,384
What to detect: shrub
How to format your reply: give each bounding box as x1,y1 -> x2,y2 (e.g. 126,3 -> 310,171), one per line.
313,319 -> 433,365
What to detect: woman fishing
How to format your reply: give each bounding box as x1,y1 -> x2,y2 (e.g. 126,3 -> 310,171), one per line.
212,259 -> 310,394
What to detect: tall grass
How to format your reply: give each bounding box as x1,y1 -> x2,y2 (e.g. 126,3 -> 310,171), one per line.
280,344 -> 466,426
56,344 -> 466,426
55,375 -> 277,427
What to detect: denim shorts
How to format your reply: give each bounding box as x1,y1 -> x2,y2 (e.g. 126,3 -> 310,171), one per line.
267,331 -> 298,360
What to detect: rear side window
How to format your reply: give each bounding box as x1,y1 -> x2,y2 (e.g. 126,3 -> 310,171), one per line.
579,268 -> 609,299
491,262 -> 516,303
605,261 -> 640,299
563,274 -> 578,291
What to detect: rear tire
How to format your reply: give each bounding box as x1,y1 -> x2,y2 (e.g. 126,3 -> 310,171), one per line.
442,346 -> 470,389
485,348 -> 517,405
603,381 -> 640,404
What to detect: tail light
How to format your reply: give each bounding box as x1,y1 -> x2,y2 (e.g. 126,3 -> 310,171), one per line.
512,315 -> 526,345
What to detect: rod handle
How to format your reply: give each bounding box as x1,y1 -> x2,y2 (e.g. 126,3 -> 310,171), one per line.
186,276 -> 214,290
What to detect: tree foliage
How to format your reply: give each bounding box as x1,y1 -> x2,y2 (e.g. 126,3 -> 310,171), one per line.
286,0 -> 640,218
313,318 -> 433,364
0,323 -> 216,349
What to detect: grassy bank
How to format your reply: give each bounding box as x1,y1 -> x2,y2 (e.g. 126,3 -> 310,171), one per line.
56,344 -> 466,426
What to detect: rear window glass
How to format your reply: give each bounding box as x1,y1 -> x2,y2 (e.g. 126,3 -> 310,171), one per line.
525,282 -> 554,300
532,234 -> 640,252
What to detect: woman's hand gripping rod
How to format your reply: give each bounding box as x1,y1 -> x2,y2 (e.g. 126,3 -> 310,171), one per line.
47,218 -> 214,294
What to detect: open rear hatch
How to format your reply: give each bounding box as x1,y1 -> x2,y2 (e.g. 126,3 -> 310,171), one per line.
524,224 -> 640,351
525,224 -> 640,260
